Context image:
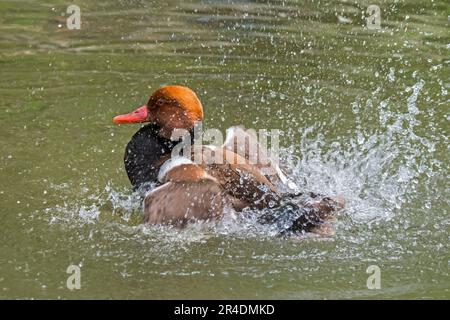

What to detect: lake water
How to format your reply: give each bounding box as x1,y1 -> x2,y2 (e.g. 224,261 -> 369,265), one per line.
0,0 -> 448,299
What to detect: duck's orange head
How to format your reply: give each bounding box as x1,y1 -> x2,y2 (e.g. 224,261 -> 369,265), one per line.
113,85 -> 204,139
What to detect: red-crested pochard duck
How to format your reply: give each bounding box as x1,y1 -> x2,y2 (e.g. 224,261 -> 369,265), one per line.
113,85 -> 344,234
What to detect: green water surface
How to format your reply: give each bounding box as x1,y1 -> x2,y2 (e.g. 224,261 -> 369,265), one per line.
0,0 -> 449,299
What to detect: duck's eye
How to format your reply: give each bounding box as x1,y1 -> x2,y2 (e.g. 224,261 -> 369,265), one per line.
156,99 -> 164,107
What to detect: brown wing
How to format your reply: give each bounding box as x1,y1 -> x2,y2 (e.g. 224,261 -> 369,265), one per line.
190,146 -> 281,209
143,179 -> 224,227
222,126 -> 297,190
222,126 -> 272,169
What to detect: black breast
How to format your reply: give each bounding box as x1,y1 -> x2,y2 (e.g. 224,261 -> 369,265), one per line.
124,124 -> 175,189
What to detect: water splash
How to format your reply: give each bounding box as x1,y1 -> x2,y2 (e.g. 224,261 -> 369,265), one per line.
44,80 -> 444,243
281,79 -> 441,226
